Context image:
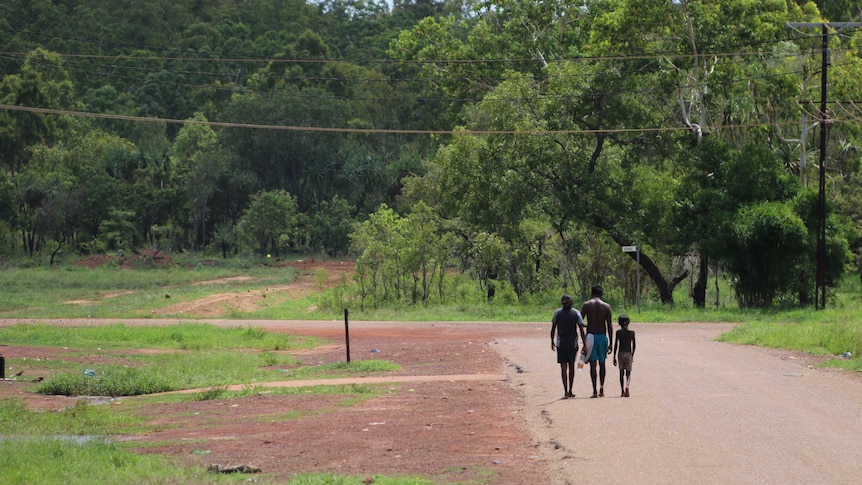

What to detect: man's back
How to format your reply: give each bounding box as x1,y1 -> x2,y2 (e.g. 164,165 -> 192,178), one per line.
581,297 -> 611,334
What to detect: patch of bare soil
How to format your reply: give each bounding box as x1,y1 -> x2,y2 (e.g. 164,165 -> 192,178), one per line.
0,259 -> 548,483
151,259 -> 355,318
74,249 -> 172,270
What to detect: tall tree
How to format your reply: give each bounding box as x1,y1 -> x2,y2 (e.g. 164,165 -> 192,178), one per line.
0,49 -> 76,172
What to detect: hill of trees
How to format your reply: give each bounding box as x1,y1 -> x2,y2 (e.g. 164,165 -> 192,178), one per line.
1,0 -> 860,308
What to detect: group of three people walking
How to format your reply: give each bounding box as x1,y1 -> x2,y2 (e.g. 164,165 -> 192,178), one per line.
550,286 -> 636,399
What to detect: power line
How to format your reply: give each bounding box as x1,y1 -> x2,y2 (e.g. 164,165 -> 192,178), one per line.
0,103 -> 847,135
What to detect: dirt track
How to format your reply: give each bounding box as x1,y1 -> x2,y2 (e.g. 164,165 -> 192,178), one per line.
3,318 -> 860,484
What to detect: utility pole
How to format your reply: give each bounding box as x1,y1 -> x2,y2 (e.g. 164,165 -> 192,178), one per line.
786,21 -> 862,309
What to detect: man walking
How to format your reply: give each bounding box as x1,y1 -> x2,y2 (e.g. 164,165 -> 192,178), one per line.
581,285 -> 613,398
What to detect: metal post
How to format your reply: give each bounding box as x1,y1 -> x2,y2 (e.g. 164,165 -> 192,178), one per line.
621,245 -> 640,313
344,308 -> 350,363
636,247 -> 641,314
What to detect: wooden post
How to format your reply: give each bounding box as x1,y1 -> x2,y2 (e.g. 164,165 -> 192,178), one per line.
344,309 -> 350,363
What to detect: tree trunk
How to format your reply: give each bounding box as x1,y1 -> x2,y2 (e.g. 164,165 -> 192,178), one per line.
692,254 -> 708,308
591,216 -> 688,304
623,250 -> 688,304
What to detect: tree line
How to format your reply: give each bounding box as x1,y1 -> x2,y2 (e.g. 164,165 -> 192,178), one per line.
0,0 -> 860,308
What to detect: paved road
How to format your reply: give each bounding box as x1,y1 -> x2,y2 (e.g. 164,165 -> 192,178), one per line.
495,322 -> 862,485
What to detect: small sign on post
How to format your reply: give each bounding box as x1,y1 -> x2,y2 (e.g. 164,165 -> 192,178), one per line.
621,245 -> 641,313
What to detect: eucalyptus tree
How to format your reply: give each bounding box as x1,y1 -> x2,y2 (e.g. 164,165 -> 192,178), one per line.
824,30 -> 862,278
171,114 -> 225,250
349,200 -> 454,306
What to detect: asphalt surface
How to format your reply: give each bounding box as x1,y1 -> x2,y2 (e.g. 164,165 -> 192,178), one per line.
495,322 -> 862,485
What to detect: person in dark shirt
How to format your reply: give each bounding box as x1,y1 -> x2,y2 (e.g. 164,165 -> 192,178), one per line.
551,294 -> 586,399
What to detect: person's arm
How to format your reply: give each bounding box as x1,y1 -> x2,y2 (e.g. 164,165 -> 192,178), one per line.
550,315 -> 557,351
612,329 -> 619,365
631,331 -> 636,357
577,311 -> 586,348
606,309 -> 614,355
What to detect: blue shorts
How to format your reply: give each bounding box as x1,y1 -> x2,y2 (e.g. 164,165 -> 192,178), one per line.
589,334 -> 609,362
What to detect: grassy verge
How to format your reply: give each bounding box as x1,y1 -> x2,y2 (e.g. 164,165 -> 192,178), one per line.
0,395 -> 425,485
0,322 -> 315,351
0,437 -> 225,485
0,324 -> 398,396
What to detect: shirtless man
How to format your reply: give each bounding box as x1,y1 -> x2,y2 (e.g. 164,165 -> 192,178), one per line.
580,285 -> 613,398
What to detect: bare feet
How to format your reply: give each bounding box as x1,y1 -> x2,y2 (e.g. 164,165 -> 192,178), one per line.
566,392 -> 575,398
624,387 -> 630,397
591,392 -> 598,398
621,391 -> 625,397
599,387 -> 604,397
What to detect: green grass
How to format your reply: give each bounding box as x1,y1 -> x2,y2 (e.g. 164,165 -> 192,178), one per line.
0,437 -> 230,485
0,399 -> 138,436
285,474 -> 433,485
0,323 -> 398,396
0,322 -> 316,351
31,348 -> 397,397
0,257 -> 297,318
0,440 -> 434,485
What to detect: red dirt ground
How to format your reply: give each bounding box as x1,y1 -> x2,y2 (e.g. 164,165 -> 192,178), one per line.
0,259 -> 548,484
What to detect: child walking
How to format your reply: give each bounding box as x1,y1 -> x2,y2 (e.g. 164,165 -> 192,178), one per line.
612,314 -> 636,397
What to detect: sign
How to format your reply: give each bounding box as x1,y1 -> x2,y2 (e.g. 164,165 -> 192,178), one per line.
621,245 -> 638,253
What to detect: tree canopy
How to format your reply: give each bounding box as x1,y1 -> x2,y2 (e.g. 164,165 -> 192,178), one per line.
0,0 -> 859,308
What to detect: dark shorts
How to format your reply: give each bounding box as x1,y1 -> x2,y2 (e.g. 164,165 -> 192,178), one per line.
557,346 -> 579,364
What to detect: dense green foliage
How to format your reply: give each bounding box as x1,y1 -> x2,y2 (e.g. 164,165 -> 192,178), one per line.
1,0 -> 860,308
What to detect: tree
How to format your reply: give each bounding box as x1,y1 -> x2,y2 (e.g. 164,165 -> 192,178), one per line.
403,201 -> 453,304
307,196 -> 355,257
171,114 -> 225,250
237,190 -> 298,256
350,204 -> 408,307
218,89 -> 345,209
725,202 -> 808,307
0,48 -> 77,172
